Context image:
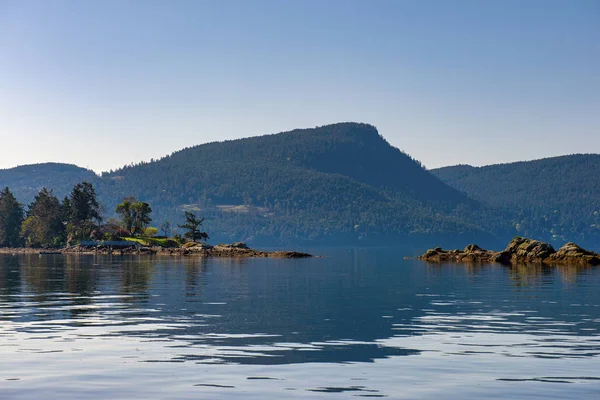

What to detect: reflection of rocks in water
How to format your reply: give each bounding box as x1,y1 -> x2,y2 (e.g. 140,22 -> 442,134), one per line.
508,263 -> 593,287
555,264 -> 595,286
556,265 -> 578,286
424,262 -> 490,278
508,264 -> 549,288
184,257 -> 208,297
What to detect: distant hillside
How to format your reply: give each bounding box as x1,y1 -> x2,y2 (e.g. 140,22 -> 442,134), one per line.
0,163 -> 99,205
433,154 -> 600,245
100,123 -> 483,244
5,129 -> 599,247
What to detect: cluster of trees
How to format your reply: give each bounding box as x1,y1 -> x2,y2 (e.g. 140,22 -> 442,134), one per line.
0,182 -> 101,248
0,182 -> 209,248
115,197 -> 153,236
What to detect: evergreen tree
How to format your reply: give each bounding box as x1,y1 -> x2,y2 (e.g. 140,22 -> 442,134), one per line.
20,188 -> 64,248
178,212 -> 209,243
0,187 -> 24,247
65,182 -> 102,241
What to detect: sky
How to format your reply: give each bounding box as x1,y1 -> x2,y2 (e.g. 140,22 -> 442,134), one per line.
0,0 -> 598,173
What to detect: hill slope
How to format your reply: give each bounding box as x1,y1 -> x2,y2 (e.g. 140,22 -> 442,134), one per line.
100,123 -> 483,244
0,163 -> 99,205
433,154 -> 600,245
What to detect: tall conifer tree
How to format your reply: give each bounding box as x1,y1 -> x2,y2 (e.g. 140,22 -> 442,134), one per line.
0,187 -> 24,247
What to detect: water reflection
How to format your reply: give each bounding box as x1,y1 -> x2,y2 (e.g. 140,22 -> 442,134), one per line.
0,252 -> 599,399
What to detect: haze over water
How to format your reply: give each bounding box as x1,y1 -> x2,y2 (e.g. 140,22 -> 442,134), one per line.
1,250 -> 599,399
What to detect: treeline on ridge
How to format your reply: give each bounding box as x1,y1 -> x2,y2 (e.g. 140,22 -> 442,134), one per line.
1,123 -> 599,248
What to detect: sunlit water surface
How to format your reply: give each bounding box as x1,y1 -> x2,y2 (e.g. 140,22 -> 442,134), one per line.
1,250 -> 599,399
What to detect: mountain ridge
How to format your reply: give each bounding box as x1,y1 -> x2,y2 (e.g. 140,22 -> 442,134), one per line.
2,124 -> 599,247
1,123 -> 486,245
432,153 -> 600,246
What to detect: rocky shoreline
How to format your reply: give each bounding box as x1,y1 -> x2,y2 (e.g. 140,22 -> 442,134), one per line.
418,237 -> 600,266
0,242 -> 313,259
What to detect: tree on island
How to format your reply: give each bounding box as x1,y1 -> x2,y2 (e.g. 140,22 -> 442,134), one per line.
178,212 -> 209,243
0,187 -> 24,247
115,197 -> 152,236
160,220 -> 172,237
21,188 -> 65,248
64,182 -> 102,242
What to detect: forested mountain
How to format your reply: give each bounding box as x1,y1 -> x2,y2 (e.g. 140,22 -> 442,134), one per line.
100,123 -> 483,244
433,154 -> 600,245
0,163 -> 99,205
3,125 -> 598,247
0,123 -> 485,245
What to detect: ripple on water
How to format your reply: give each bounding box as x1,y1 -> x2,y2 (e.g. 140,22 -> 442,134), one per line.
1,254 -> 600,399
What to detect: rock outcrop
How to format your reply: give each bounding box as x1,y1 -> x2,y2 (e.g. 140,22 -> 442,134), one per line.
418,237 -> 600,266
549,242 -> 600,265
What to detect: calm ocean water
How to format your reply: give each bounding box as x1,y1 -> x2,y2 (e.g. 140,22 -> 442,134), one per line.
0,250 -> 599,399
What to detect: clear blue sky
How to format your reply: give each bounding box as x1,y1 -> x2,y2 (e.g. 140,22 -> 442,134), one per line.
1,0 -> 598,172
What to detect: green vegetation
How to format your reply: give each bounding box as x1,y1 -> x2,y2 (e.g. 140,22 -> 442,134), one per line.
0,181 -> 204,249
433,154 -> 600,245
0,163 -> 98,205
115,197 -> 153,235
122,236 -> 178,248
16,183 -> 103,247
64,182 -> 102,242
2,123 -> 599,247
0,187 -> 24,247
97,122 -> 481,244
144,227 -> 159,237
21,188 -> 65,247
0,123 -> 484,245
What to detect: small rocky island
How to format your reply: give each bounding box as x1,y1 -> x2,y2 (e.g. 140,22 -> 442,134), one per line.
71,242 -> 312,258
2,242 -> 313,258
419,237 -> 600,266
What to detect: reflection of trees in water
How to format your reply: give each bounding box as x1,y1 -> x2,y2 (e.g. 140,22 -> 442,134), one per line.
7,254 -> 101,319
19,255 -> 99,298
119,257 -> 154,305
62,255 -> 101,318
0,255 -> 22,299
21,254 -> 66,300
64,255 -> 99,297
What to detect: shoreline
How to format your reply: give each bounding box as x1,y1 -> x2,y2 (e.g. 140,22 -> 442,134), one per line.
0,244 -> 313,259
